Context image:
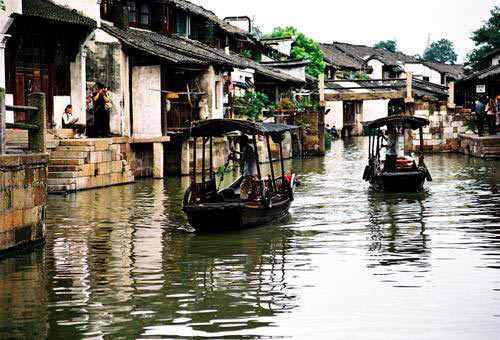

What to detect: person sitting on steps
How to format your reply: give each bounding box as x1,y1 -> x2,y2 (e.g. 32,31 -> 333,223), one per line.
62,105 -> 86,139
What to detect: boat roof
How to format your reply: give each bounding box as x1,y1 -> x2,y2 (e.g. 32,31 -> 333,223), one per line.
190,119 -> 298,137
366,115 -> 430,129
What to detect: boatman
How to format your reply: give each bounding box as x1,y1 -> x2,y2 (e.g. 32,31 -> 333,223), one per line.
232,135 -> 258,199
382,123 -> 399,172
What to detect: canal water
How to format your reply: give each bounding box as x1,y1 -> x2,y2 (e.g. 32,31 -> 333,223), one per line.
1,137 -> 499,339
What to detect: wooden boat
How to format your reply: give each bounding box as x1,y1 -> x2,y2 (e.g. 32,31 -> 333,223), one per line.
363,115 -> 432,192
183,119 -> 298,231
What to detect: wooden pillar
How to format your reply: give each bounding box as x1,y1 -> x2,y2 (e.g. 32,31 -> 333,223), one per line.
279,138 -> 285,178
153,142 -> 164,179
266,135 -> 275,187
405,72 -> 414,103
0,88 -> 5,155
252,135 -> 262,180
202,137 -> 206,185
27,92 -> 46,153
192,137 -> 197,181
209,136 -> 213,180
419,127 -> 424,167
448,81 -> 456,109
180,139 -> 190,176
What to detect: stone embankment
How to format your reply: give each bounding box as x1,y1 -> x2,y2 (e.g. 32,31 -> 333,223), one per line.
0,154 -> 48,254
47,138 -> 134,193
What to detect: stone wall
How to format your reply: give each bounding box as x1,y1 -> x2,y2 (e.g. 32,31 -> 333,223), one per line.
459,135 -> 500,159
0,154 -> 48,254
128,143 -> 154,178
412,101 -> 474,153
48,138 -> 134,192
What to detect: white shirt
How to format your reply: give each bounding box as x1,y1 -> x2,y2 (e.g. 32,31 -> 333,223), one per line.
242,144 -> 258,176
386,131 -> 399,156
62,112 -> 74,125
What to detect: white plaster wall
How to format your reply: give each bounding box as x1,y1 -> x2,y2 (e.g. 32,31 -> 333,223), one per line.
325,101 -> 343,129
120,53 -> 130,136
363,100 -> 389,122
0,0 -> 22,34
5,94 -> 13,123
70,51 -> 84,124
53,96 -> 71,128
212,72 -> 224,119
51,0 -> 100,23
268,40 -> 294,57
405,63 -> 441,84
260,54 -> 274,62
132,65 -> 162,138
368,59 -> 384,79
274,66 -> 305,82
491,52 -> 500,66
231,68 -> 255,97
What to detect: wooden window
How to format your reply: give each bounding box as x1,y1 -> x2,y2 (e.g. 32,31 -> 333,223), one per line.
175,12 -> 191,37
140,3 -> 151,27
129,0 -> 137,26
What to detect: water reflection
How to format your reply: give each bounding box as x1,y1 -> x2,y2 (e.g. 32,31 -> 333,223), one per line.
366,191 -> 430,270
0,137 -> 499,339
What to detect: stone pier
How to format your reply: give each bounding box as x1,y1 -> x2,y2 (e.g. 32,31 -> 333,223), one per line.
458,135 -> 500,159
0,154 -> 48,255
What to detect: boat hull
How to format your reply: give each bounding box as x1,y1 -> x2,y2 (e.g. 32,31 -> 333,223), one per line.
184,200 -> 292,232
371,171 -> 426,192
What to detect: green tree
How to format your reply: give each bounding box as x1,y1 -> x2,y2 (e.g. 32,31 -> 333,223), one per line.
373,40 -> 397,52
0,0 -> 4,11
466,5 -> 500,71
423,39 -> 458,63
266,26 -> 325,77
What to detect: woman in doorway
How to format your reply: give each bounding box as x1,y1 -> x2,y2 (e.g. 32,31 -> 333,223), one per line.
92,82 -> 110,137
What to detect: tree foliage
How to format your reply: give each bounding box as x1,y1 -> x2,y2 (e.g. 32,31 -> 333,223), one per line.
265,26 -> 325,77
467,5 -> 500,71
423,39 -> 458,64
373,40 -> 397,52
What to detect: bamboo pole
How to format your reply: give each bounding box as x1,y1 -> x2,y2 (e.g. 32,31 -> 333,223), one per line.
253,135 -> 262,180
266,135 -> 276,190
202,137 -> 206,186
193,137 -> 197,182
209,136 -> 213,180
279,138 -> 285,179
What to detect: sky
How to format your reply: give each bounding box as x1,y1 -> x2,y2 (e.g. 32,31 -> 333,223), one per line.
190,0 -> 498,63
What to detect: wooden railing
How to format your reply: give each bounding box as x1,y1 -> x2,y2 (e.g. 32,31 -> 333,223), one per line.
0,88 -> 46,155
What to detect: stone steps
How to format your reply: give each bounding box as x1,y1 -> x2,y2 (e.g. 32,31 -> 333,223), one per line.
50,151 -> 89,159
47,138 -> 134,193
49,158 -> 85,165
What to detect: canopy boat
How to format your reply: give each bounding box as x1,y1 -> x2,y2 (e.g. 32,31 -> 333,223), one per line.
183,119 -> 298,231
363,115 -> 432,192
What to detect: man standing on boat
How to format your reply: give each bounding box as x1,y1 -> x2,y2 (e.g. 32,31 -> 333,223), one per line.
232,135 -> 258,199
383,124 -> 399,172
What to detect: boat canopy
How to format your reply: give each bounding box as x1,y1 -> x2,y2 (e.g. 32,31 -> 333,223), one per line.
190,119 -> 298,137
366,115 -> 430,130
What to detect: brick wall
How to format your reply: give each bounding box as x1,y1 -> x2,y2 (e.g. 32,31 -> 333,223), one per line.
0,154 -> 48,254
412,101 -> 475,153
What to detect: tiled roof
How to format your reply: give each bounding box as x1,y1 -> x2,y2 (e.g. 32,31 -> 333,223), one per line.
103,25 -> 304,84
320,43 -> 365,70
22,0 -> 97,27
321,41 -> 419,69
161,0 -> 255,41
424,62 -> 464,79
461,63 -> 500,81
